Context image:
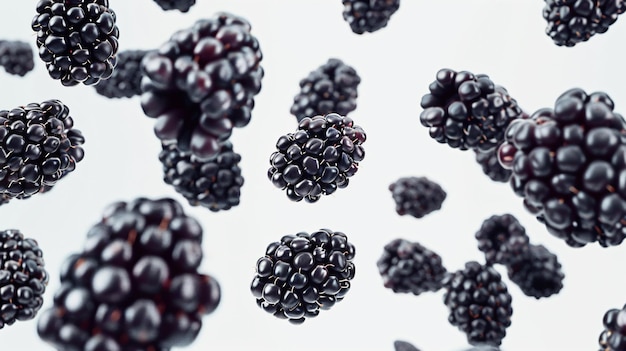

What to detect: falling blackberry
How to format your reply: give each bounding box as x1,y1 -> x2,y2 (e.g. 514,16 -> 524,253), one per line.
475,148 -> 512,183
37,197 -> 221,350
0,40 -> 35,77
159,141 -> 244,212
268,113 -> 366,202
599,304 -> 626,350
497,88 -> 626,248
0,100 -> 85,204
443,261 -> 513,347
506,244 -> 564,299
420,68 -> 525,152
141,12 -> 263,161
377,239 -> 447,295
153,0 -> 196,12
475,214 -> 530,266
394,340 -> 421,351
94,50 -> 148,99
342,0 -> 400,34
31,0 -> 120,86
290,58 -> 361,122
250,229 -> 356,324
389,176 -> 446,219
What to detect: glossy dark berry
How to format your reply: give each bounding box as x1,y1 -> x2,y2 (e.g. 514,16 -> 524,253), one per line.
31,0 -> 120,86
250,229 -> 356,324
599,304 -> 626,350
394,340 -> 421,351
475,214 -> 530,266
268,113 -> 366,203
342,0 -> 400,34
475,148 -> 512,183
389,176 -> 446,218
0,40 -> 35,77
506,244 -> 564,299
94,50 -> 148,99
153,0 -> 196,12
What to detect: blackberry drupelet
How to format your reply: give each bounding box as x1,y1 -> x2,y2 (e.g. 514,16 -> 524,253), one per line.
141,12 -> 263,161
159,141 -> 243,212
497,88 -> 626,248
377,239 -> 447,295
37,197 -> 221,350
342,0 -> 400,34
0,229 -> 49,329
153,0 -> 196,12
0,100 -> 85,203
389,176 -> 446,218
31,0 -> 120,86
475,214 -> 530,266
290,58 -> 361,122
420,68 -> 525,152
0,40 -> 35,77
267,113 -> 366,202
250,229 -> 356,324
394,340 -> 421,351
599,304 -> 626,350
443,261 -> 513,347
506,244 -> 564,299
475,148 -> 512,183
94,50 -> 148,99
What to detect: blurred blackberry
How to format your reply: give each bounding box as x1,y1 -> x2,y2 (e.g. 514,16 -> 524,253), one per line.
506,244 -> 564,299
443,261 -> 513,347
394,340 -> 421,351
0,40 -> 35,77
389,176 -> 446,218
342,0 -> 400,34
159,141 -> 243,212
268,113 -> 366,202
475,148 -> 512,183
31,0 -> 120,86
0,229 -> 48,329
250,229 -> 356,324
599,304 -> 626,350
94,50 -> 148,99
0,100 -> 85,203
497,88 -> 626,248
475,214 -> 530,266
37,197 -> 221,350
543,0 -> 626,47
153,0 -> 196,12
290,58 -> 360,122
141,12 -> 263,161
420,68 -> 524,152
377,239 -> 447,295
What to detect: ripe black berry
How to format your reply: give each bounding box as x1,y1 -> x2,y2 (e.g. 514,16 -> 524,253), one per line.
342,0 -> 400,34
94,50 -> 148,99
475,214 -> 530,266
506,244 -> 564,299
394,340 -> 421,351
389,176 -> 446,218
0,40 -> 35,77
599,304 -> 626,350
153,0 -> 196,12
475,148 -> 512,183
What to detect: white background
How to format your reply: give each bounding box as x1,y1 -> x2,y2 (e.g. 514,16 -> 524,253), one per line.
1,1 -> 625,350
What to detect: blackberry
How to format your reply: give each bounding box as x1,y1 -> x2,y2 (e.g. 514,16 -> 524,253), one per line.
599,304 -> 626,350
342,0 -> 400,34
497,88 -> 626,248
94,50 -> 148,99
153,0 -> 196,12
394,340 -> 421,351
37,197 -> 221,350
377,239 -> 447,295
506,244 -> 564,299
0,100 -> 85,203
159,141 -> 243,212
267,113 -> 366,202
290,58 -> 361,122
420,68 -> 524,152
475,214 -> 530,266
250,229 -> 356,324
443,261 -> 513,347
389,176 -> 446,219
0,40 -> 35,77
0,229 -> 49,329
140,12 -> 263,161
31,0 -> 120,86
475,148 -> 512,183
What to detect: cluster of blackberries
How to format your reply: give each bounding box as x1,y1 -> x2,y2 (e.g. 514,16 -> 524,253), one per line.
153,0 -> 196,12
0,40 -> 35,77
342,0 -> 400,34
94,49 -> 148,99
389,176 -> 446,219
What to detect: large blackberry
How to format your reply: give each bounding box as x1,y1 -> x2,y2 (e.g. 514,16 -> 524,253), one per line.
159,141 -> 243,212
31,0 -> 120,86
140,12 -> 263,161
506,244 -> 564,299
290,58 -> 361,122
0,100 -> 85,204
443,261 -> 513,347
497,88 -> 626,248
250,229 -> 356,324
377,239 -> 447,295
0,40 -> 35,77
420,68 -> 524,152
599,304 -> 626,350
389,176 -> 446,219
0,229 -> 48,329
94,50 -> 148,99
342,0 -> 400,34
267,113 -> 366,202
37,197 -> 221,350
475,214 -> 530,266
153,0 -> 196,12
394,340 -> 421,351
475,148 -> 512,183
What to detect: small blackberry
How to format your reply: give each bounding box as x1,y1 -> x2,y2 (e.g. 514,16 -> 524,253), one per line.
394,340 -> 421,351
443,261 -> 513,347
0,40 -> 35,77
153,0 -> 196,12
0,229 -> 49,329
250,229 -> 356,324
475,148 -> 512,183
389,176 -> 446,219
506,244 -> 564,299
159,141 -> 244,212
94,50 -> 148,99
268,113 -> 366,202
599,304 -> 626,350
37,197 -> 221,350
475,214 -> 530,266
141,12 -> 263,161
31,0 -> 120,86
290,58 -> 361,122
377,239 -> 447,295
342,0 -> 400,34
420,68 -> 524,152
497,88 -> 626,248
